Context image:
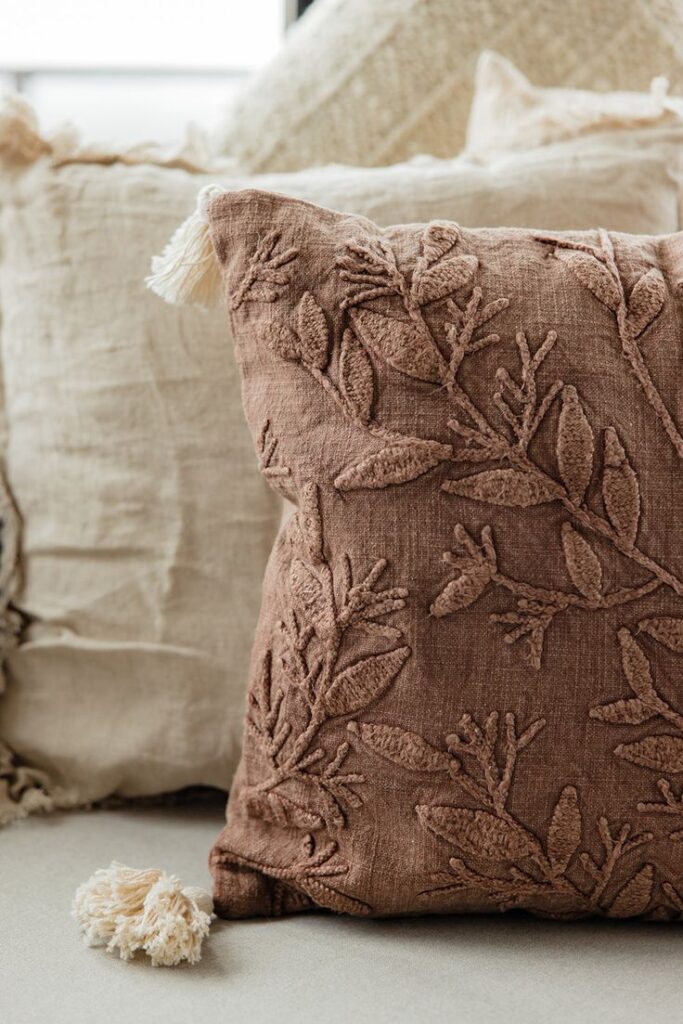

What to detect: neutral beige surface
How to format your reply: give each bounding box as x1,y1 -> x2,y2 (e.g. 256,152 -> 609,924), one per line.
215,0 -> 683,172
466,51 -> 683,158
1,804 -> 681,1024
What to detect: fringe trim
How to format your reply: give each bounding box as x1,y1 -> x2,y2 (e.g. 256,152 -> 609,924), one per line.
146,185 -> 227,308
0,92 -> 242,175
73,862 -> 214,967
0,464 -> 75,824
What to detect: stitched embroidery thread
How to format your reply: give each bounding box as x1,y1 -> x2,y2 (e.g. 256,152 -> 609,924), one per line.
352,712 -> 658,918
240,479 -> 411,832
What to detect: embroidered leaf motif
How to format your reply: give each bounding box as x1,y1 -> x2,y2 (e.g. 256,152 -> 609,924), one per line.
421,222 -> 460,262
290,559 -> 333,636
615,735 -> 683,774
627,268 -> 666,337
547,786 -> 582,875
430,566 -> 491,617
242,790 -> 325,831
350,308 -> 448,384
561,524 -> 603,601
416,805 -> 541,863
263,322 -> 301,361
443,469 -> 561,507
556,385 -> 594,504
608,864 -> 654,918
339,329 -> 374,423
602,428 -> 640,547
411,255 -> 478,306
299,878 -> 371,916
323,646 -> 411,718
296,292 -> 329,369
618,628 -> 659,705
352,722 -> 452,772
335,438 -> 451,491
639,617 -> 683,653
556,250 -> 620,311
589,697 -> 658,725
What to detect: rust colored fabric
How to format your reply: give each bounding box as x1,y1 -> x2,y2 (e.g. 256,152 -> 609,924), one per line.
208,189 -> 683,921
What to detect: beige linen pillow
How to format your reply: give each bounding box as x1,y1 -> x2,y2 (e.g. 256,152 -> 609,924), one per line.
467,51 -> 683,159
1,102 -> 681,825
213,0 -> 683,172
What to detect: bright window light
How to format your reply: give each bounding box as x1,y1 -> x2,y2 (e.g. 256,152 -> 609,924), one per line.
1,0 -> 285,70
1,0 -> 287,143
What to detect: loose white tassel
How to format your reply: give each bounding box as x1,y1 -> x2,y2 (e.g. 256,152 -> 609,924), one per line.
146,184 -> 226,308
73,862 -> 214,967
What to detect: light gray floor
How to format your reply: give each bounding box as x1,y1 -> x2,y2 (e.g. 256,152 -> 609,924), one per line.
1,803 -> 680,1024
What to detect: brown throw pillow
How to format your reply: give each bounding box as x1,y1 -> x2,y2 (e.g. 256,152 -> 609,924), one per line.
206,189 -> 683,921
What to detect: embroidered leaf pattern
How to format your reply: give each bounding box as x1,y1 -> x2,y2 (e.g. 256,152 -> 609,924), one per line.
556,385 -> 594,504
615,736 -> 683,774
547,786 -> 582,875
263,321 -> 301,361
323,646 -> 411,718
241,478 -> 411,844
617,628 -> 659,705
243,791 -> 325,831
592,621 -> 683,827
430,567 -> 492,616
627,268 -> 666,338
350,308 -> 447,384
640,617 -> 683,653
230,229 -> 299,310
222,220 -> 683,921
411,255 -> 478,306
296,292 -> 329,369
350,723 -> 452,773
607,864 -> 654,917
555,250 -> 621,311
335,438 -> 451,491
602,428 -> 640,547
339,329 -> 374,422
299,878 -> 371,916
416,806 -> 541,863
589,698 -> 658,726
443,469 -> 560,508
561,524 -> 603,601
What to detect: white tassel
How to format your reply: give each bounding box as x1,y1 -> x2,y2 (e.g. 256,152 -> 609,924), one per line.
73,862 -> 214,967
0,93 -> 50,165
146,184 -> 226,308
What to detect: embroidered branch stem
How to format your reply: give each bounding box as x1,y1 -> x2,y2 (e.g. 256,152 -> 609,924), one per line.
353,712 -> 653,917
591,622 -> 683,835
241,480 -> 410,829
537,231 -> 683,461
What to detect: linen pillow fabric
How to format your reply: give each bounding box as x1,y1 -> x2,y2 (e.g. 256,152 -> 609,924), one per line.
213,0 -> 683,172
466,51 -> 683,159
203,189 -> 683,921
2,105 -> 682,824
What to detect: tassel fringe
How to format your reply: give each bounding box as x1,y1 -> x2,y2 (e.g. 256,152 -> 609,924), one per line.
0,94 -> 50,165
146,185 -> 226,308
73,862 -> 215,967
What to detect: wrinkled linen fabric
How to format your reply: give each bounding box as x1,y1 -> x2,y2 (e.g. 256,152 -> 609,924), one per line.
208,189 -> 683,921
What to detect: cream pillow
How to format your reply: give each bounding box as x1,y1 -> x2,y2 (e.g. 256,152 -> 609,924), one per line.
1,101 -> 681,824
467,51 -> 683,158
213,0 -> 683,172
